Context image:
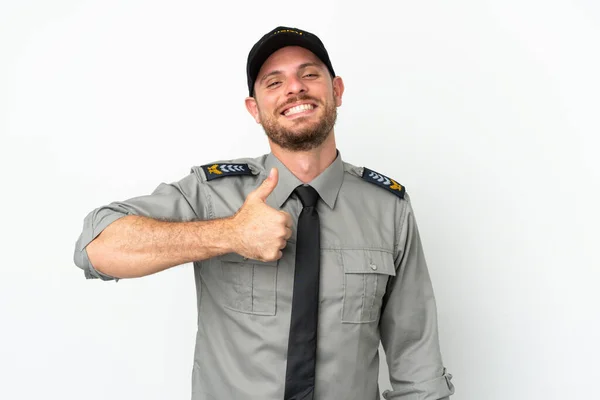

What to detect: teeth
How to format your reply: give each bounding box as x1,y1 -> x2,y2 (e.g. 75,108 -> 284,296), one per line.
284,104 -> 314,116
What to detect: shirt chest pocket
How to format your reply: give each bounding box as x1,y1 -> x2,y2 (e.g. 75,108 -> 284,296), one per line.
218,253 -> 278,316
341,249 -> 396,323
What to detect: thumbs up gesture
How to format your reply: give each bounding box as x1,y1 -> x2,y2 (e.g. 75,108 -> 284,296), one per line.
230,168 -> 293,262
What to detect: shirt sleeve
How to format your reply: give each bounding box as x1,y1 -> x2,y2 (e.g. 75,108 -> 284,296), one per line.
379,196 -> 455,399
73,172 -> 205,281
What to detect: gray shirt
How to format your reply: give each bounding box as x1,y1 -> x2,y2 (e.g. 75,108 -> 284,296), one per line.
74,152 -> 454,400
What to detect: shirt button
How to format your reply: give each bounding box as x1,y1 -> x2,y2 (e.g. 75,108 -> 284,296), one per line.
370,263 -> 377,270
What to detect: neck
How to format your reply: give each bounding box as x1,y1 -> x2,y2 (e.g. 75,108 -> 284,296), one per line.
269,132 -> 337,183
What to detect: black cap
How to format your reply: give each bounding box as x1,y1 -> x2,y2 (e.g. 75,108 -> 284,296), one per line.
246,26 -> 336,97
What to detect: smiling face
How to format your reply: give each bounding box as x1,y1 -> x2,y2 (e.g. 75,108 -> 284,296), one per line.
245,46 -> 344,151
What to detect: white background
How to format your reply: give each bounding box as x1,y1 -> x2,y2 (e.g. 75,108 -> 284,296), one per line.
1,1 -> 599,399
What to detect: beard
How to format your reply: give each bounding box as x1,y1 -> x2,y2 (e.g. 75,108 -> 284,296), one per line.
258,94 -> 337,151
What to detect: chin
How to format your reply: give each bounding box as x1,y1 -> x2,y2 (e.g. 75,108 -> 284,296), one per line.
286,116 -> 321,129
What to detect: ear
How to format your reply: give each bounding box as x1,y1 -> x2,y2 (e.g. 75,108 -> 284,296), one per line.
245,97 -> 261,124
332,76 -> 345,107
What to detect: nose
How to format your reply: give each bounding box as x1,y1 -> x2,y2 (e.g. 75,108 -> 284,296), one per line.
285,74 -> 307,96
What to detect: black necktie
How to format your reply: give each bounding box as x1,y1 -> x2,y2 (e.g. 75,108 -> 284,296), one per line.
284,185 -> 321,400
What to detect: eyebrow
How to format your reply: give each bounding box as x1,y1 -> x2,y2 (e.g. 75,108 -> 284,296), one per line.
259,62 -> 323,85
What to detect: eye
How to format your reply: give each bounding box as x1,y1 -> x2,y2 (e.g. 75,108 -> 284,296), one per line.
303,73 -> 319,79
266,81 -> 281,88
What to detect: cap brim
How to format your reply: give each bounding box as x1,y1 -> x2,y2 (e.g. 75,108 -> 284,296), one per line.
248,33 -> 331,93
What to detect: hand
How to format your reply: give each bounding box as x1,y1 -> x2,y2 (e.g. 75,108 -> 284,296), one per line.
230,168 -> 293,262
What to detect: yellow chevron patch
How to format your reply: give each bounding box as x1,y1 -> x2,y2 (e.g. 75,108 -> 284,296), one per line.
201,163 -> 253,181
361,167 -> 406,199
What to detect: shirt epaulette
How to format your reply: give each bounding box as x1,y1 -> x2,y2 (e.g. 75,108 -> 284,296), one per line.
361,167 -> 406,199
200,163 -> 254,181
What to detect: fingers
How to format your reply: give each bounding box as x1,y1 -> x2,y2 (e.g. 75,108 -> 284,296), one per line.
259,250 -> 283,262
281,211 -> 293,228
252,168 -> 279,202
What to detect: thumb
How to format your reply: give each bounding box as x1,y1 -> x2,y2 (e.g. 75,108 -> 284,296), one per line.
253,167 -> 278,201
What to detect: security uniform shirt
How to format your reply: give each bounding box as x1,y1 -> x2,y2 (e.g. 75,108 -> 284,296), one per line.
74,152 -> 455,400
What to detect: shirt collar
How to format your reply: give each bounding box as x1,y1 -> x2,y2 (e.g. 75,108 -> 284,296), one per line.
264,151 -> 344,209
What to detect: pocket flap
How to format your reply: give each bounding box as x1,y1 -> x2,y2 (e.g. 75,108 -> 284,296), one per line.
342,249 -> 396,276
218,252 -> 278,267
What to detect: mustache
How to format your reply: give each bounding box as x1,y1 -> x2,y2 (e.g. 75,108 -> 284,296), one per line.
276,95 -> 320,114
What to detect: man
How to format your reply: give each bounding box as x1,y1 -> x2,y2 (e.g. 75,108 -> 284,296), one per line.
74,26 -> 455,400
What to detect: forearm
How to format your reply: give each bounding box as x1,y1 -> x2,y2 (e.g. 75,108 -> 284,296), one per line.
381,198 -> 454,399
86,215 -> 235,278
